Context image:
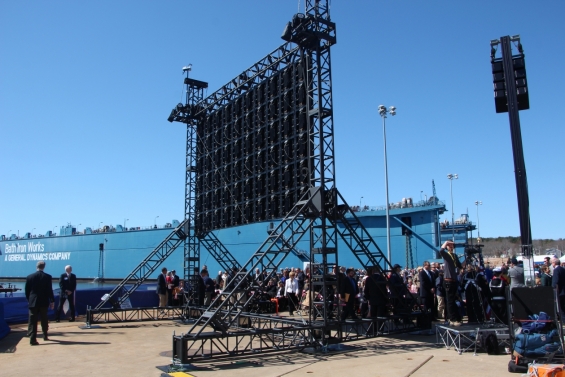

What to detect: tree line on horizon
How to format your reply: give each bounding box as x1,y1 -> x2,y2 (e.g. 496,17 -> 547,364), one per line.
477,236 -> 564,257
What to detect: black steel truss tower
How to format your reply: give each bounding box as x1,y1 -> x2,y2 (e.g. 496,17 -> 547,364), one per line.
168,71 -> 208,297
304,0 -> 338,326
169,1 -> 421,364
194,0 -> 338,319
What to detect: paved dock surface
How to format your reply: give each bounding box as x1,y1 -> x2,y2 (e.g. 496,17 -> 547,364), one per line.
1,318 -> 514,377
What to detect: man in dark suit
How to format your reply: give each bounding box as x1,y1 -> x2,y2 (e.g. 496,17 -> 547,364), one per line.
419,261 -> 436,334
340,268 -> 359,321
388,264 -> 405,318
363,266 -> 388,318
440,241 -> 464,326
202,270 -> 215,306
25,261 -> 55,345
172,269 -> 180,290
55,265 -> 77,322
157,267 -> 168,308
552,258 -> 565,318
430,263 -> 440,321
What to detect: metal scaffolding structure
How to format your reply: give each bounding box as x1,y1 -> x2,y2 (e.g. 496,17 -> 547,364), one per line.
170,1 -> 423,365
179,74 -> 208,301
87,0 -> 424,358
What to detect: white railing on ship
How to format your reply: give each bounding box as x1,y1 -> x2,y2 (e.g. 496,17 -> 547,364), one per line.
353,200 -> 446,213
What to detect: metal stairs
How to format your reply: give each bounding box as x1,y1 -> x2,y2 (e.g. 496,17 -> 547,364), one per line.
93,219 -> 189,310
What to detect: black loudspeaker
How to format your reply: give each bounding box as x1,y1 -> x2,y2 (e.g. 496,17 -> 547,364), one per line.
492,61 -> 507,113
512,57 -> 530,111
99,243 -> 104,251
511,286 -> 555,320
492,56 -> 529,113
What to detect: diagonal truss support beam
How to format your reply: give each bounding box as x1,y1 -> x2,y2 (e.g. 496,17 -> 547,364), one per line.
198,231 -> 242,272
193,43 -> 300,116
184,187 -> 320,337
92,219 -> 188,310
267,225 -> 319,264
328,189 -> 391,272
392,216 -> 441,255
328,189 -> 418,313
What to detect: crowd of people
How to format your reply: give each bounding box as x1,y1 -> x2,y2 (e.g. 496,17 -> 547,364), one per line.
155,243 -> 565,329
22,249 -> 564,347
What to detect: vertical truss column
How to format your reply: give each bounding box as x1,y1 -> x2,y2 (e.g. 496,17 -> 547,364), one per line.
304,0 -> 338,325
305,0 -> 336,191
168,72 -> 208,298
184,78 -> 207,299
185,116 -> 200,298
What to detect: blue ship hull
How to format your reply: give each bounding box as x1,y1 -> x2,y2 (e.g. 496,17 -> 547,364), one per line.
1,227 -> 180,280
1,203 -> 449,280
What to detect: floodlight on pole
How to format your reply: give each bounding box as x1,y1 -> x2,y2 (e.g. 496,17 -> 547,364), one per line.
447,174 -> 458,242
379,105 -> 396,264
475,201 -> 482,239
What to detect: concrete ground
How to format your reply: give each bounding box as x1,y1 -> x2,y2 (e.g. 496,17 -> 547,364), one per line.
0,317 -> 514,377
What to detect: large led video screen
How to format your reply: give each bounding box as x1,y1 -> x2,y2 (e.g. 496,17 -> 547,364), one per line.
195,59 -> 313,234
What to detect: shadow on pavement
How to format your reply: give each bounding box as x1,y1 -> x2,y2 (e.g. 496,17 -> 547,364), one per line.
0,330 -> 27,353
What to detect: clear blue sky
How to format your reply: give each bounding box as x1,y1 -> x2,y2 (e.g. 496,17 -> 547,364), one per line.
1,1 -> 564,240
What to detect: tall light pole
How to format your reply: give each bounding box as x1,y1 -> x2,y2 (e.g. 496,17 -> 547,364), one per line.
447,174 -> 458,242
124,218 -> 129,228
32,228 -> 36,236
98,222 -> 103,230
360,196 -> 363,210
475,200 -> 482,240
378,104 -> 396,264
154,216 -> 159,227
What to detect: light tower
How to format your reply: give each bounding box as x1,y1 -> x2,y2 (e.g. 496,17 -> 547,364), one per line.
378,104 -> 396,263
447,174 -> 458,242
475,200 -> 482,241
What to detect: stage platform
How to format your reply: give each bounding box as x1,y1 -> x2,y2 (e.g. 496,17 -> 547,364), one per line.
436,323 -> 510,355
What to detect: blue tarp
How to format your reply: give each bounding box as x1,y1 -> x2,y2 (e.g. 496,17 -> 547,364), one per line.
0,285 -> 159,324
